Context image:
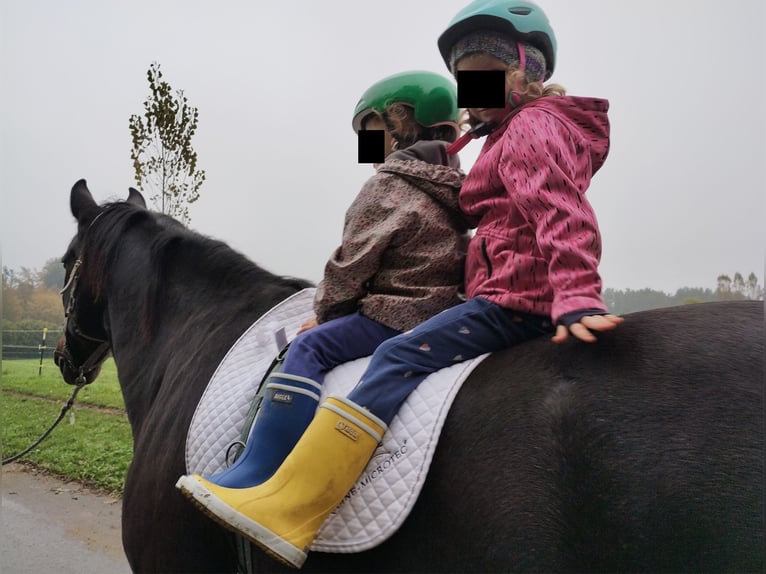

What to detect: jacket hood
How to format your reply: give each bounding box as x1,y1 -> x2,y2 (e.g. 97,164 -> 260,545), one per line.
521,96 -> 610,174
377,140 -> 465,213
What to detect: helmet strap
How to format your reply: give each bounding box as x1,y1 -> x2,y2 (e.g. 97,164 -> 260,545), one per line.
446,121 -> 497,155
508,41 -> 527,109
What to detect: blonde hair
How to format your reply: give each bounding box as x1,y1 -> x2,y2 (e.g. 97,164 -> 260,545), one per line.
378,103 -> 460,147
511,68 -> 565,97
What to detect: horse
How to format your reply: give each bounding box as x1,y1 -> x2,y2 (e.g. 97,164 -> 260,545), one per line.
55,179 -> 763,574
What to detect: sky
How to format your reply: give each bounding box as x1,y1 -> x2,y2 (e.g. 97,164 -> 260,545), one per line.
1,0 -> 764,295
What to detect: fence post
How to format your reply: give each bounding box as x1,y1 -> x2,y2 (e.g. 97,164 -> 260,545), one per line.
38,327 -> 48,376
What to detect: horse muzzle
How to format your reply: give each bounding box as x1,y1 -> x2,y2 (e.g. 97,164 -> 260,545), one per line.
54,336 -> 104,386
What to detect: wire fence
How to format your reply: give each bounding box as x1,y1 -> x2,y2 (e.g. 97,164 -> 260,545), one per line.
2,328 -> 64,361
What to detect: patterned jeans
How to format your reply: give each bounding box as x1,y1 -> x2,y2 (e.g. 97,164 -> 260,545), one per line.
282,312 -> 400,384
348,297 -> 553,424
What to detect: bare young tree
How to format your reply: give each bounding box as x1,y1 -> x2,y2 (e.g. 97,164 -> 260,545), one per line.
716,271 -> 763,301
746,272 -> 764,300
129,63 -> 206,224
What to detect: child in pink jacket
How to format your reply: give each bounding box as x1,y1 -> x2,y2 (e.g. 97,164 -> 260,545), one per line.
346,0 -> 623,422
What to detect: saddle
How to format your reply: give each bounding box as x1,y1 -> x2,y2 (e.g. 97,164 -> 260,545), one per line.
186,288 -> 487,553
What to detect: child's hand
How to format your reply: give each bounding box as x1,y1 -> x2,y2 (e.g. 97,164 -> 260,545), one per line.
297,316 -> 319,335
551,314 -> 623,344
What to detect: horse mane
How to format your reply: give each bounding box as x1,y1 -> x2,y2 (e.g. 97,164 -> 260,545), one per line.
79,200 -> 313,336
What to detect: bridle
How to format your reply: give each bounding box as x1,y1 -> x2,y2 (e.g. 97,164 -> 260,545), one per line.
54,208 -> 113,386
55,256 -> 111,385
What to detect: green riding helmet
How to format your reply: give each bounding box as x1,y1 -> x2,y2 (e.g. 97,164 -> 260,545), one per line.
437,0 -> 557,80
351,71 -> 460,139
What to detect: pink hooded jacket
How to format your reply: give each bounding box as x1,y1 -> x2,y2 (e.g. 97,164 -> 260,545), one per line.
460,96 -> 610,324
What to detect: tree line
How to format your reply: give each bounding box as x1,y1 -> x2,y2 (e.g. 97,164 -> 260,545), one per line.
603,272 -> 762,316
3,260 -> 66,330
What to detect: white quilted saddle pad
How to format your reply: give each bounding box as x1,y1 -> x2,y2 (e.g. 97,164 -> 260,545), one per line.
185,288 -> 488,553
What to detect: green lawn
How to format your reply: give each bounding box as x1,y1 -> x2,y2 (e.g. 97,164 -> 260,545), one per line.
2,358 -> 125,409
2,358 -> 132,493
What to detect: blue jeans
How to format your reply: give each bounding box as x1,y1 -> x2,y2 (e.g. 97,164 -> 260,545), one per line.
282,312 -> 400,384
348,297 -> 553,424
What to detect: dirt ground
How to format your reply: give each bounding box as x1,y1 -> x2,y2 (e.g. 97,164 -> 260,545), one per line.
1,463 -> 132,573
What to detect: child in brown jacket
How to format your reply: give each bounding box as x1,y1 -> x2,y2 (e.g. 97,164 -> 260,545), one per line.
180,70 -> 468,492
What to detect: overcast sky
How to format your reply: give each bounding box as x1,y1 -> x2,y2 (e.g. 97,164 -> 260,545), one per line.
1,0 -> 764,295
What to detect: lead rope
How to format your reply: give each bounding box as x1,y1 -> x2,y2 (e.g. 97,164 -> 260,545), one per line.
2,377 -> 86,465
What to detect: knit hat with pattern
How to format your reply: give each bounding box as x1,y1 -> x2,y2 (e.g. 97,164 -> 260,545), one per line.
449,30 -> 547,82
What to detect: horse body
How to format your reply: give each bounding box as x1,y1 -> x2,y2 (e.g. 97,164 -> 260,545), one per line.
58,181 -> 763,573
421,303 -> 763,573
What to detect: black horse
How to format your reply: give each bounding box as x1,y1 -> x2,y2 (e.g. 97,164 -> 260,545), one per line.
56,180 -> 763,573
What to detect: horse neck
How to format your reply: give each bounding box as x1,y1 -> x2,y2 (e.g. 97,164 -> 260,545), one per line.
103,231 -> 307,433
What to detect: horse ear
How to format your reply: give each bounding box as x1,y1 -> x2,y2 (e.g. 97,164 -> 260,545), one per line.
127,187 -> 147,208
70,179 -> 99,225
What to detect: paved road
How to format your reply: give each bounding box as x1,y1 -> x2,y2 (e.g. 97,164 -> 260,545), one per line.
1,463 -> 132,573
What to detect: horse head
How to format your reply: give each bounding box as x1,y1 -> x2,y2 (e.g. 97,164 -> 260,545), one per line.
54,179 -> 146,386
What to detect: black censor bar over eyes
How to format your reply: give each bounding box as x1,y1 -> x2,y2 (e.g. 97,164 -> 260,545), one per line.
358,130 -> 385,164
456,70 -> 506,109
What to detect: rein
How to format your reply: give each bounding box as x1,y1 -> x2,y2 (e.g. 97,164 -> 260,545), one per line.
2,383 -> 86,465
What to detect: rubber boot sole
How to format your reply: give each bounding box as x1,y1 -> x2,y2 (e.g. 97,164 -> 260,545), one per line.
176,475 -> 306,568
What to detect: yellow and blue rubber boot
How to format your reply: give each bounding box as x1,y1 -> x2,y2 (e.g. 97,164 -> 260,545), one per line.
176,395 -> 385,568
206,373 -> 321,488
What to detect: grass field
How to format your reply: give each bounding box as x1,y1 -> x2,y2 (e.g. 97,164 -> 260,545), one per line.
2,358 -> 132,493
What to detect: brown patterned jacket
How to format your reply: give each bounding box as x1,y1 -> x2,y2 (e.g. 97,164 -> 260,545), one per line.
314,140 -> 469,331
